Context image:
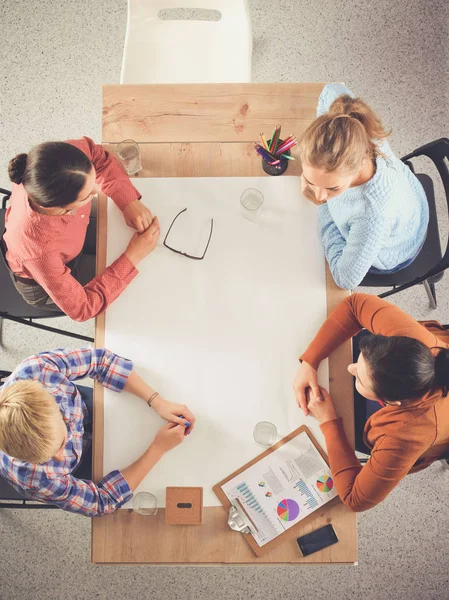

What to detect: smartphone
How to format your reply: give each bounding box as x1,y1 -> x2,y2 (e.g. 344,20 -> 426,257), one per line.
296,524 -> 339,557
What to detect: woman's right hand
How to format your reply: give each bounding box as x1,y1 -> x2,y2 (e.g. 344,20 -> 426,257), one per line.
300,175 -> 323,205
125,216 -> 160,266
293,360 -> 323,416
151,422 -> 186,455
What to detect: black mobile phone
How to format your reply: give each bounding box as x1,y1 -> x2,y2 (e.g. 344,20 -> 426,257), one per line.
296,524 -> 339,557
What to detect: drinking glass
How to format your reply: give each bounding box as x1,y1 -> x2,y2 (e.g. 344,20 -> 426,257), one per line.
240,188 -> 264,222
133,492 -> 158,515
253,421 -> 277,447
117,139 -> 142,175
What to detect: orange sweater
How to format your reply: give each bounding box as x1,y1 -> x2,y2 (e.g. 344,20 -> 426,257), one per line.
301,293 -> 449,512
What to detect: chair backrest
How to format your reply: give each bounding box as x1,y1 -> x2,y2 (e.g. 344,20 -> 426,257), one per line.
128,0 -> 250,16
0,192 -> 62,320
401,139 -> 449,277
381,138 -> 449,295
1,188 -> 11,208
121,0 -> 252,84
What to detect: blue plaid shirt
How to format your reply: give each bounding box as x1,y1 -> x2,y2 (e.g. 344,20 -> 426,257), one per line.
0,348 -> 134,517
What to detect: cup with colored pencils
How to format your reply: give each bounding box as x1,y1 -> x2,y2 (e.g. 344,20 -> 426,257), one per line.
254,126 -> 296,176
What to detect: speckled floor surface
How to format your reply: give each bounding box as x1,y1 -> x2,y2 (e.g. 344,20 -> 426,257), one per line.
0,1 -> 448,599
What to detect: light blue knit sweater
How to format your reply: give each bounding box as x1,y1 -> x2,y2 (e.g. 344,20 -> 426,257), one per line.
316,84 -> 429,290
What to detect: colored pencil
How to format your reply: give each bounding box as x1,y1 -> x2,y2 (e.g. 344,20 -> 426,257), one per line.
254,126 -> 297,166
261,133 -> 270,151
254,145 -> 279,165
276,135 -> 296,149
259,134 -> 268,151
276,139 -> 297,155
269,125 -> 281,153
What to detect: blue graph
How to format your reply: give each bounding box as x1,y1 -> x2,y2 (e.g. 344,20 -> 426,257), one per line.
237,482 -> 264,513
294,479 -> 318,510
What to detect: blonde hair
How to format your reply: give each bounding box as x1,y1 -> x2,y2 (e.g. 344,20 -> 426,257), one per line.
299,94 -> 392,174
0,380 -> 60,463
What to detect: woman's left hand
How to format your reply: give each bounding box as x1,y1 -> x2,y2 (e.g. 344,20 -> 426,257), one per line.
306,386 -> 338,424
151,396 -> 195,435
123,199 -> 154,233
300,174 -> 326,206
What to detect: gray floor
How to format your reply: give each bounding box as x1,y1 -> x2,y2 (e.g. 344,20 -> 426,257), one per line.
1,0 -> 449,598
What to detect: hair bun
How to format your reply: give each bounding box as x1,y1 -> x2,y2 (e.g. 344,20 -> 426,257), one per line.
434,348 -> 449,393
8,153 -> 28,184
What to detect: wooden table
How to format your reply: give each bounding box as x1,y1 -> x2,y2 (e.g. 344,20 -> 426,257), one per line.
93,84 -> 356,564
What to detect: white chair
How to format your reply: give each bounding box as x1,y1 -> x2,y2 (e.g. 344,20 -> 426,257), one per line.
120,0 -> 252,84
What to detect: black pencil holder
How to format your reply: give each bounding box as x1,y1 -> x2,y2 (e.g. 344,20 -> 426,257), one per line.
261,141 -> 290,176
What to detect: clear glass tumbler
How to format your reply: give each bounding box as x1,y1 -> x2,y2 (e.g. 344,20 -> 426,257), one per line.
240,188 -> 264,222
117,139 -> 142,175
253,421 -> 277,447
133,492 -> 158,516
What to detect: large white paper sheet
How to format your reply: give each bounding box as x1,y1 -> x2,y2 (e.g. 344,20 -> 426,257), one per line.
103,177 -> 329,508
221,431 -> 337,547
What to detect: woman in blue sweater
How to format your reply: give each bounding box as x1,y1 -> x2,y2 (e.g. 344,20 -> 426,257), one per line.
299,84 -> 428,290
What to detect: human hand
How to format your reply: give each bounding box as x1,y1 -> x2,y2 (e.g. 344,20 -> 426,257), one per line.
123,199 -> 154,233
151,422 -> 187,454
306,386 -> 337,424
125,216 -> 160,266
151,396 -> 195,435
300,175 -> 324,205
293,360 -> 323,416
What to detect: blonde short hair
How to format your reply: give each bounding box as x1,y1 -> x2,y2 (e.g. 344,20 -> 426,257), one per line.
0,380 -> 60,463
299,94 -> 392,175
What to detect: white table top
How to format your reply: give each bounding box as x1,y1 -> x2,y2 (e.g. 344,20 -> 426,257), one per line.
103,176 -> 329,508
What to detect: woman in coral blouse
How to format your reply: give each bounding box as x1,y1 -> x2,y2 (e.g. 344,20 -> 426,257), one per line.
3,137 -> 160,322
293,293 -> 449,512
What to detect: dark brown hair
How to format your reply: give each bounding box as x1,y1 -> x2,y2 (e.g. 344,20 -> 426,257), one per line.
359,334 -> 449,402
8,142 -> 92,208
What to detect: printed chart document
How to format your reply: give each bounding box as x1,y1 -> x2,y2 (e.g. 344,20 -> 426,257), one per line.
220,431 -> 337,547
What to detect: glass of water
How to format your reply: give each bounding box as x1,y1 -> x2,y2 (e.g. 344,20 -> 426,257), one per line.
117,139 -> 142,175
133,492 -> 158,516
253,421 -> 277,447
240,188 -> 264,222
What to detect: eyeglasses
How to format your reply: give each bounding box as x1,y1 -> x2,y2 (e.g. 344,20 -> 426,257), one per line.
163,208 -> 214,260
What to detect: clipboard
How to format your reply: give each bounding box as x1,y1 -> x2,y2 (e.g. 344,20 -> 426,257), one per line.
213,425 -> 340,557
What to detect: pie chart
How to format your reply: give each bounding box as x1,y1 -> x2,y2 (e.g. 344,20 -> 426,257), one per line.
277,499 -> 300,522
317,475 -> 334,493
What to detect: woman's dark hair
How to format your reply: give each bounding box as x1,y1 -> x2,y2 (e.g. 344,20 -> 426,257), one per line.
359,334 -> 449,402
8,142 -> 93,208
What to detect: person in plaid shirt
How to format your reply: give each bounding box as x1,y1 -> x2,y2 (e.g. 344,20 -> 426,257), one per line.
0,347 -> 195,517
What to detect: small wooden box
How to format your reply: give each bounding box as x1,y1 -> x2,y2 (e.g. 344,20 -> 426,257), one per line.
165,487 -> 203,525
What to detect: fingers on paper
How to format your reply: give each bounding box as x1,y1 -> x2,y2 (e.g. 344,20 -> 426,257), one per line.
311,383 -> 323,402
294,385 -> 309,416
134,215 -> 145,233
317,386 -> 330,402
148,216 -> 160,235
180,406 -> 195,434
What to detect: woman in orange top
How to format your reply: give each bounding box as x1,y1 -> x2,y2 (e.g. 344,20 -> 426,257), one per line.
293,293 -> 449,512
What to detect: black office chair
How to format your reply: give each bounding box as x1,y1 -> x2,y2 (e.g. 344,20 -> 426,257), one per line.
0,189 -> 93,343
360,138 -> 449,309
